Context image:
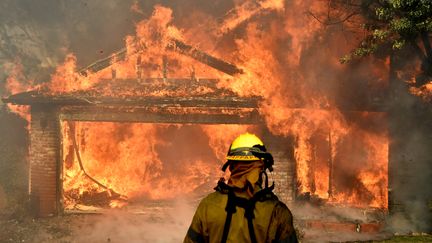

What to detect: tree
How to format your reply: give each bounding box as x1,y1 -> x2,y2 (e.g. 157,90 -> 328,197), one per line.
341,0 -> 432,84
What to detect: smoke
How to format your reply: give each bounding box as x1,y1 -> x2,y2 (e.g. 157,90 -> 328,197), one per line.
0,109 -> 28,219
387,86 -> 432,233
71,198 -> 195,243
0,186 -> 6,211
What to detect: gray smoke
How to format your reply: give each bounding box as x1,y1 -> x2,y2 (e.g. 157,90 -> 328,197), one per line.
72,198 -> 195,243
386,67 -> 432,233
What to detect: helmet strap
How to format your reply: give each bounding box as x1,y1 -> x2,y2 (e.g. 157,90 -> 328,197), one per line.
221,161 -> 231,172
261,169 -> 269,189
260,168 -> 275,190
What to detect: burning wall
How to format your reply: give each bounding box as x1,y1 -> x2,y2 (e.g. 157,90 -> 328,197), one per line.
295,111 -> 388,209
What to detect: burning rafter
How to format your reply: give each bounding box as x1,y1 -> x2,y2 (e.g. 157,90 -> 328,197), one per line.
2,91 -> 259,108
79,39 -> 243,76
59,106 -> 261,124
1,78 -> 260,108
170,39 -> 243,76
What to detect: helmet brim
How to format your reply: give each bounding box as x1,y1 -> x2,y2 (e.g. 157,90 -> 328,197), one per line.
226,155 -> 261,161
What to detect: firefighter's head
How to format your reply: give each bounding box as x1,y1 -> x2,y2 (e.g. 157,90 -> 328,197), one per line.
222,133 -> 274,192
222,133 -> 274,172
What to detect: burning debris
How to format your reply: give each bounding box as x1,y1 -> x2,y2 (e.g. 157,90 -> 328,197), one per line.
61,122 -> 257,211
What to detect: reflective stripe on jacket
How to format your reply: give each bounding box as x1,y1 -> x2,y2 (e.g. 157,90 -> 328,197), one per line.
183,191 -> 297,243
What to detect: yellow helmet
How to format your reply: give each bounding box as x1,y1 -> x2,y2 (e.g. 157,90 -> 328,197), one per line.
223,133 -> 274,172
226,133 -> 264,161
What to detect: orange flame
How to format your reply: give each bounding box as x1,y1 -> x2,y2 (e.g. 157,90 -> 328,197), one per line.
219,0 -> 284,35
62,122 -> 254,209
4,62 -> 35,121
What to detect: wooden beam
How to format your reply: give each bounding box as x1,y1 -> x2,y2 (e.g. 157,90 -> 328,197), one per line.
59,106 -> 261,124
170,39 -> 243,76
78,39 -> 242,76
79,48 -> 127,76
2,91 -> 260,108
2,88 -> 390,112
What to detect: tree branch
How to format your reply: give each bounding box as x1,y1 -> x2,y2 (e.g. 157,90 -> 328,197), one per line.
410,39 -> 432,76
421,32 -> 432,60
307,10 -> 359,25
410,40 -> 428,61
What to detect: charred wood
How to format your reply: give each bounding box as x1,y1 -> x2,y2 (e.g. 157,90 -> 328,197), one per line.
2,91 -> 259,108
78,39 -> 242,76
79,48 -> 127,76
328,131 -> 334,199
60,106 -> 261,124
69,121 -> 126,200
65,188 -> 123,208
170,39 -> 243,76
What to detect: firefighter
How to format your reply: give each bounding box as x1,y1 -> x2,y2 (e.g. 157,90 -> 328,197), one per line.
184,133 -> 298,243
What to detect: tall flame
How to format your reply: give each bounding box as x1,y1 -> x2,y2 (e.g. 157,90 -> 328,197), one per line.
4,1 -> 390,210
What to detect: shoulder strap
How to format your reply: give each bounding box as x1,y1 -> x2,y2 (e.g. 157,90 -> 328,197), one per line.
217,180 -> 277,243
221,191 -> 259,243
221,191 -> 236,243
247,216 -> 257,243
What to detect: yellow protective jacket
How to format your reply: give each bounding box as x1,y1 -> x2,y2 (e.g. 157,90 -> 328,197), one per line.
184,182 -> 297,243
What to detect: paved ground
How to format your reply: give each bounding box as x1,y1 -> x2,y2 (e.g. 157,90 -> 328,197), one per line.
1,213 -> 431,243
0,212 -> 189,243
0,201 -> 431,243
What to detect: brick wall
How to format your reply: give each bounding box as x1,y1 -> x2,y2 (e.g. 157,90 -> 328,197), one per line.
272,151 -> 296,204
29,105 -> 60,217
263,133 -> 296,205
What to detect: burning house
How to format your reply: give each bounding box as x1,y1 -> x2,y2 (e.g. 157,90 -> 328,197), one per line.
2,37 -> 300,216
4,2 -> 429,241
2,36 -> 390,233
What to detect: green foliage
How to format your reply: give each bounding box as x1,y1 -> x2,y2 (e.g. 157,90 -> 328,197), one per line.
392,39 -> 405,49
345,0 -> 432,61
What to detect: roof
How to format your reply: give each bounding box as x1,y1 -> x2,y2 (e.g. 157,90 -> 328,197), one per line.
2,38 -> 254,109
2,78 -> 260,108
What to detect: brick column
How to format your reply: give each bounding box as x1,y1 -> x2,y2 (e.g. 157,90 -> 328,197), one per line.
262,132 -> 296,204
29,105 -> 60,217
272,151 -> 296,203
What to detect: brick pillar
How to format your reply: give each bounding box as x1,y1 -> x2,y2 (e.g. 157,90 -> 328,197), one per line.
263,132 -> 296,204
29,105 -> 60,217
272,151 -> 296,203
